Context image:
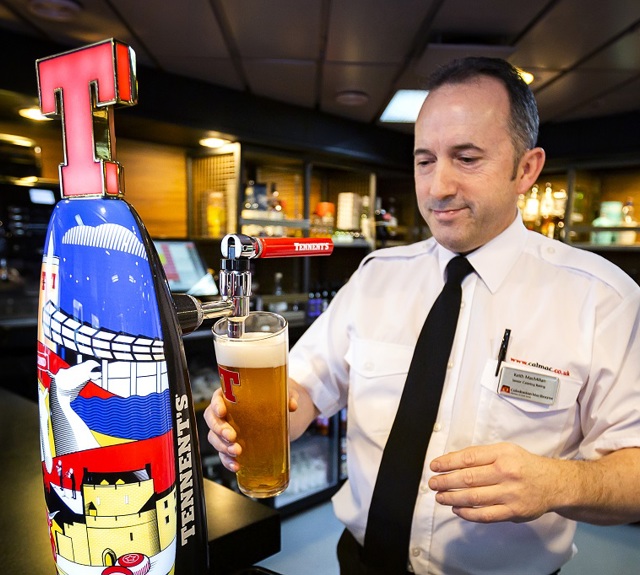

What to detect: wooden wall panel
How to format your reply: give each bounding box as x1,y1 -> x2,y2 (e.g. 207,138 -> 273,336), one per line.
118,140 -> 187,238
0,121 -> 188,238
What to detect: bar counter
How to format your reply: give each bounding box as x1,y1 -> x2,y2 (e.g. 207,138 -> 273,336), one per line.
0,387 -> 281,574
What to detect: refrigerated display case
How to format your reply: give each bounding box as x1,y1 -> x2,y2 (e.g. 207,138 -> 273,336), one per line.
200,411 -> 345,518
270,413 -> 343,515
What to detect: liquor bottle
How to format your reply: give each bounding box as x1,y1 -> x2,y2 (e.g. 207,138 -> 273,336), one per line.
374,197 -> 390,244
241,181 -> 261,236
551,188 -> 568,241
386,197 -> 399,239
522,185 -> 540,231
268,272 -> 288,314
267,182 -> 284,236
360,195 -> 373,242
622,197 -> 635,222
207,191 -> 226,237
539,182 -> 555,238
619,197 -> 637,245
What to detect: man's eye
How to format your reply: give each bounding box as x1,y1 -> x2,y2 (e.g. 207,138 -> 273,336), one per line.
459,156 -> 478,164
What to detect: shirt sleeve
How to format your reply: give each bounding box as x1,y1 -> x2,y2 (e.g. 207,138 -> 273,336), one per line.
289,273 -> 358,418
579,288 -> 640,458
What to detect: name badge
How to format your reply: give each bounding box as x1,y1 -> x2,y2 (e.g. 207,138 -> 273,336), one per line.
497,366 -> 558,406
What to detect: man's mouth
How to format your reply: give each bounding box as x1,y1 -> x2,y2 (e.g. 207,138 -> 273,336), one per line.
431,206 -> 467,220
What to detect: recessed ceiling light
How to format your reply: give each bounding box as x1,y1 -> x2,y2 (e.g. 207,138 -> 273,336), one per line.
0,133 -> 37,147
199,137 -> 230,149
380,90 -> 428,123
19,106 -> 52,121
28,0 -> 82,22
335,90 -> 369,106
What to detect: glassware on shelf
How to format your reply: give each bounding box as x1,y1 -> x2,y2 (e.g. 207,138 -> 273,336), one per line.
241,181 -> 269,236
591,201 -> 623,245
336,192 -> 361,232
619,197 -> 637,245
310,202 -> 335,238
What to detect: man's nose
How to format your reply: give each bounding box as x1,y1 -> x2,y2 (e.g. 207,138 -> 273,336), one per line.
429,162 -> 456,199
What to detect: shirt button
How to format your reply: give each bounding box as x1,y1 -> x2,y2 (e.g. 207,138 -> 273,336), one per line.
547,246 -> 555,254
363,361 -> 374,371
420,483 -> 429,494
433,423 -> 442,432
460,300 -> 465,308
447,361 -> 454,369
411,547 -> 421,557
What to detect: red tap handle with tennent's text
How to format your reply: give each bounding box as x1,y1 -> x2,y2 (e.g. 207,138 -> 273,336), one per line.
221,234 -> 334,259
255,237 -> 334,258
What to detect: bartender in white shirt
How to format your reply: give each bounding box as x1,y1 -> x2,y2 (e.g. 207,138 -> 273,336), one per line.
205,57 -> 640,575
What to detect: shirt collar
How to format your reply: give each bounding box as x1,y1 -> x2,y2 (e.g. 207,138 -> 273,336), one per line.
435,215 -> 528,293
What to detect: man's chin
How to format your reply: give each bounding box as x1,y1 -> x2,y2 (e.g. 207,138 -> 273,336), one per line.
431,231 -> 479,254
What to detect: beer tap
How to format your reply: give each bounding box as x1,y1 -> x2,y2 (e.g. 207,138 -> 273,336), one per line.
34,38 -> 334,574
173,234 -> 333,337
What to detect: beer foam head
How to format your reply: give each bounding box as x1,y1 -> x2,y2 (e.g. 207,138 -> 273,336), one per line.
214,331 -> 287,368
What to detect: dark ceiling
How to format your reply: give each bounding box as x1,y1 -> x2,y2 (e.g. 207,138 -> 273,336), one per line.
2,0 -> 640,163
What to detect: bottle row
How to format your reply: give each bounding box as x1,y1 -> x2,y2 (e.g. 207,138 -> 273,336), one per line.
207,178 -> 407,246
519,182 -> 568,240
257,281 -> 340,325
519,181 -> 638,245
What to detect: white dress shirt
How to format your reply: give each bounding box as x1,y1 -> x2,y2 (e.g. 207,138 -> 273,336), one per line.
289,216 -> 640,575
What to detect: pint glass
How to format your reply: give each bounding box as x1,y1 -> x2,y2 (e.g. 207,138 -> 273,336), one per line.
212,311 -> 290,498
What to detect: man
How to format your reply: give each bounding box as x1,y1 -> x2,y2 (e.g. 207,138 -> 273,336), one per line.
205,58 -> 640,574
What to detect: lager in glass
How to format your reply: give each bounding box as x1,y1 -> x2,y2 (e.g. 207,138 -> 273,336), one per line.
213,312 -> 289,498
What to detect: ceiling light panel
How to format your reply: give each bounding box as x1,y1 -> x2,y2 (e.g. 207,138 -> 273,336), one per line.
380,90 -> 428,123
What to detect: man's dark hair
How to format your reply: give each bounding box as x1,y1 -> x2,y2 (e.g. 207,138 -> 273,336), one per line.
425,57 -> 539,161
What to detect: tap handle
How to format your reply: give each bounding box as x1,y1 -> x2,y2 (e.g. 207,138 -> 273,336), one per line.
254,237 -> 334,258
221,234 -> 333,259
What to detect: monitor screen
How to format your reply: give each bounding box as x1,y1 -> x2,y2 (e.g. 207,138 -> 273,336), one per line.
0,179 -> 60,283
153,240 -> 218,296
29,186 -> 57,205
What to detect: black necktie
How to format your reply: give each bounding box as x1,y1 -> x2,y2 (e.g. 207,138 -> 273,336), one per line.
363,256 -> 474,573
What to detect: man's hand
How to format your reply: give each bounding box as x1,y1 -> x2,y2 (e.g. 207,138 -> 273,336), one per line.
429,443 -> 640,525
428,442 -> 557,523
203,380 -> 308,473
203,388 -> 241,473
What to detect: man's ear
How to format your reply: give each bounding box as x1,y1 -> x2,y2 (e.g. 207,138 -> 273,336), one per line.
517,147 -> 546,194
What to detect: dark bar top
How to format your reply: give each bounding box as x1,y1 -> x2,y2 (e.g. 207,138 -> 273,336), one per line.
0,387 -> 280,574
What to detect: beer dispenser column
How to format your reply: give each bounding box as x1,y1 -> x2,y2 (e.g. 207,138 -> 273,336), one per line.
34,38 -> 334,575
35,40 -> 209,574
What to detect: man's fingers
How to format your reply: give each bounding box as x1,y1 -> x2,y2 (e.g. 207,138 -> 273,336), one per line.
431,444 -> 499,473
429,465 -> 498,492
216,447 -> 240,473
